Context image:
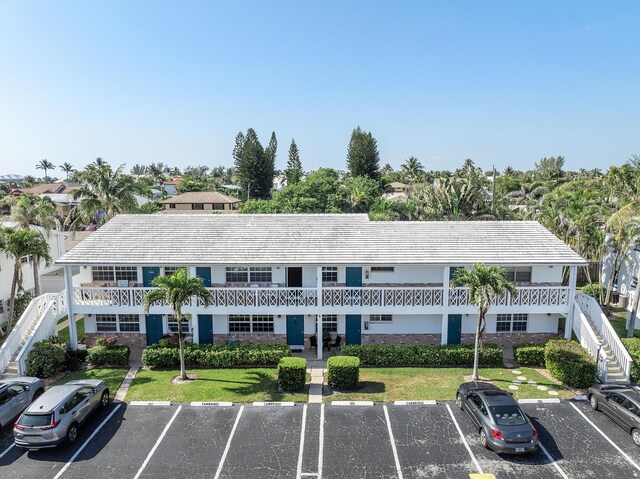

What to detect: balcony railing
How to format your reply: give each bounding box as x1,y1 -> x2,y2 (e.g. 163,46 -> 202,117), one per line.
72,285 -> 570,309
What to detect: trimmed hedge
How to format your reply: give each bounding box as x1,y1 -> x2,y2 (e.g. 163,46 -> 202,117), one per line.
544,339 -> 597,388
87,346 -> 130,367
142,343 -> 292,369
513,343 -> 546,367
327,356 -> 360,390
340,344 -> 503,367
621,337 -> 640,382
278,357 -> 307,391
26,341 -> 67,378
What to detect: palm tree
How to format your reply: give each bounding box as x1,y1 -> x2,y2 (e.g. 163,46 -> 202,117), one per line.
91,157 -> 108,168
0,227 -> 52,327
67,163 -> 150,230
59,162 -> 75,180
36,159 -> 55,182
143,269 -> 212,380
11,194 -> 59,231
401,156 -> 424,183
450,264 -> 517,380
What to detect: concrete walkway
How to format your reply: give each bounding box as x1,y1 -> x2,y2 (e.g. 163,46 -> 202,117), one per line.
307,361 -> 326,404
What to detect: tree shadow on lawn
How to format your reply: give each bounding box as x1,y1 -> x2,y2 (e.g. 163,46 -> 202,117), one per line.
324,381 -> 386,397
220,370 -> 305,400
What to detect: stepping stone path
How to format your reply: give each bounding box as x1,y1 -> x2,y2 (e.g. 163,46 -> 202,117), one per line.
511,370 -> 522,375
517,376 -> 527,381
509,385 -> 519,390
548,390 -> 559,396
512,380 -> 521,384
527,381 -> 537,385
537,385 -> 548,391
511,369 -> 558,396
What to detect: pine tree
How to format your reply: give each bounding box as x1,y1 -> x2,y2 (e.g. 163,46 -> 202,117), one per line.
285,139 -> 303,185
346,126 -> 380,180
232,129 -> 277,200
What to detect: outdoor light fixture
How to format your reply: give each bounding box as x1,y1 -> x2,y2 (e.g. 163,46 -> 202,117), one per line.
365,270 -> 370,278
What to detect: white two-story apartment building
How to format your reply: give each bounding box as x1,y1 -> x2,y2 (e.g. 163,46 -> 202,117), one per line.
55,214 -> 585,357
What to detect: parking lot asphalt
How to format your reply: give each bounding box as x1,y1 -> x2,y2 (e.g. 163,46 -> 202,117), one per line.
1,399 -> 640,479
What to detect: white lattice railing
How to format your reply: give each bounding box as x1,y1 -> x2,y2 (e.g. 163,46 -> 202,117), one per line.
448,286 -> 570,307
576,291 -> 631,382
0,291 -> 67,375
572,301 -> 610,382
322,287 -> 444,307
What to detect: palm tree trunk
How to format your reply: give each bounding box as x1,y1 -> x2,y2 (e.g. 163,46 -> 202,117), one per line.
604,255 -> 620,306
472,310 -> 483,381
8,262 -> 19,329
33,256 -> 41,297
177,314 -> 187,380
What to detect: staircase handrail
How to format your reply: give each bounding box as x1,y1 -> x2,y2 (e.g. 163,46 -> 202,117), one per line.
0,293 -> 52,374
16,299 -> 60,376
572,302 -> 602,360
576,292 -> 632,382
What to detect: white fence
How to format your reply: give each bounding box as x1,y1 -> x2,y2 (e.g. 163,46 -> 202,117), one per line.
572,301 -> 610,382
449,286 -> 570,307
576,292 -> 632,382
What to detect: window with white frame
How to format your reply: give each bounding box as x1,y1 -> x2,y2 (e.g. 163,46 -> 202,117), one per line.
92,266 -> 138,283
164,266 -> 185,277
228,314 -> 251,332
371,267 -> 394,273
228,314 -> 274,333
318,314 -> 337,333
250,267 -> 272,283
168,315 -> 191,334
322,266 -> 338,283
20,255 -> 34,264
496,313 -> 528,332
369,314 -> 392,322
504,267 -> 532,283
118,314 -> 140,332
226,267 -> 248,283
96,314 -> 118,332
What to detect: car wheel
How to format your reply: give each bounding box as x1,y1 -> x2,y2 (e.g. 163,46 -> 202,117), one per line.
633,429 -> 640,447
456,393 -> 463,409
480,429 -> 489,448
66,423 -> 79,444
590,394 -> 598,411
100,390 -> 110,408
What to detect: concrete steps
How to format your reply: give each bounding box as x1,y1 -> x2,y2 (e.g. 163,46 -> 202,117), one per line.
588,319 -> 630,384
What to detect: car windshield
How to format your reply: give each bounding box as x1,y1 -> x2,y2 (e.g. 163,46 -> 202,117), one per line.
18,414 -> 52,427
489,406 -> 527,426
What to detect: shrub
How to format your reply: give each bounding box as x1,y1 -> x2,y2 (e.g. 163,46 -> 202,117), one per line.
278,357 -> 307,391
513,343 -> 546,367
96,336 -> 119,349
544,339 -> 597,388
581,283 -> 606,299
327,356 -> 360,390
622,337 -> 640,382
26,341 -> 67,378
87,346 -> 130,367
340,344 -> 503,367
65,348 -> 89,370
142,343 -> 292,369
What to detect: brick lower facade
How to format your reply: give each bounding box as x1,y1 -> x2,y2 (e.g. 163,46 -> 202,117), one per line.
461,332 -> 560,348
213,333 -> 288,345
361,334 -> 442,345
85,333 -> 148,349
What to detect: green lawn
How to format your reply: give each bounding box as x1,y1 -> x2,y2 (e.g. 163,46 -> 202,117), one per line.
52,368 -> 128,395
607,306 -> 640,339
57,316 -> 85,344
127,368 -> 308,403
325,367 -> 575,402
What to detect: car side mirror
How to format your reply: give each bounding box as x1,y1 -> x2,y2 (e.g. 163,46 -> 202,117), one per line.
24,386 -> 30,391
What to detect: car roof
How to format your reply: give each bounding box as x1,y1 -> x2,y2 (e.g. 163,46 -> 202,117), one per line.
0,377 -> 40,388
462,381 -> 502,392
24,385 -> 82,413
480,390 -> 518,406
66,379 -> 103,388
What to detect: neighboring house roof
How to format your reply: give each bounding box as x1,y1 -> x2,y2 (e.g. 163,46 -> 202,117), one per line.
56,214 -> 586,266
0,174 -> 25,183
39,193 -> 79,205
382,192 -> 409,203
12,182 -> 81,196
389,181 -> 408,189
161,191 -> 242,205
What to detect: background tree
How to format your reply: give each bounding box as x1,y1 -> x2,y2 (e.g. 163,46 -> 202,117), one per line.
143,268 -> 212,380
400,156 -> 424,184
450,264 -> 516,380
535,156 -> 565,181
346,126 -> 380,180
233,129 -> 276,200
36,159 -> 55,182
285,139 -> 303,185
11,194 -> 59,231
59,162 -> 75,180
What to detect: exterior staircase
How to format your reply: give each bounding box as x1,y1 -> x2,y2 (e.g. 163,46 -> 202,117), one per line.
0,292 -> 67,378
587,317 -> 628,384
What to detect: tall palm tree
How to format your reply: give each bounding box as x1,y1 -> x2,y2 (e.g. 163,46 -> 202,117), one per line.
36,159 -> 55,182
59,162 -> 75,180
401,156 -> 424,183
67,163 -> 149,230
450,264 -> 517,380
91,157 -> 108,168
143,269 -> 212,380
0,227 -> 52,327
11,194 -> 59,231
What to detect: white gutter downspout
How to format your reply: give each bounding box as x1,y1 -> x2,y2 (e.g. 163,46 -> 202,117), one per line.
64,265 -> 78,350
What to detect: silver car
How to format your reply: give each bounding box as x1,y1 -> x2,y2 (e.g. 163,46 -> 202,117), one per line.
13,379 -> 109,449
0,377 -> 45,429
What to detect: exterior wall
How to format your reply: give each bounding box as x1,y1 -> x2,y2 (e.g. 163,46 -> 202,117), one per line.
531,265 -> 563,284
362,314 -> 441,334
213,334 -> 286,345
85,332 -> 147,349
461,332 -> 559,348
361,334 -> 441,345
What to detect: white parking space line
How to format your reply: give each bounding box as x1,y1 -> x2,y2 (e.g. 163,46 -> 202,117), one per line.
133,405 -> 182,479
383,405 -> 404,479
445,404 -> 484,475
296,404 -> 308,479
570,402 -> 640,473
538,442 -> 569,479
213,405 -> 244,479
53,404 -> 123,479
318,403 -> 324,479
0,443 -> 14,460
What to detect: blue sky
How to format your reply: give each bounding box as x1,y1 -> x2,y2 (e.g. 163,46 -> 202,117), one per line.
1,1 -> 639,177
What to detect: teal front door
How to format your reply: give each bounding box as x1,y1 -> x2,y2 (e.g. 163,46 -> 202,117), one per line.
346,267 -> 362,287
286,315 -> 304,346
143,267 -> 160,287
447,314 -> 462,345
198,314 -> 213,344
196,267 -> 212,287
145,315 -> 163,345
346,315 -> 361,345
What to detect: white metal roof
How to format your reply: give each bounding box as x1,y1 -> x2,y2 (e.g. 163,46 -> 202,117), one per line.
55,214 -> 586,266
